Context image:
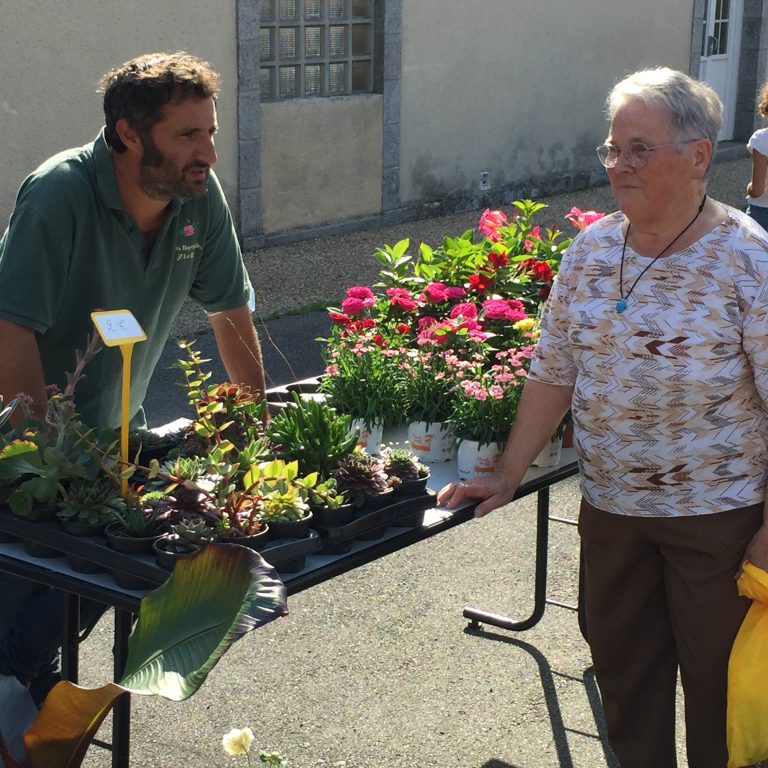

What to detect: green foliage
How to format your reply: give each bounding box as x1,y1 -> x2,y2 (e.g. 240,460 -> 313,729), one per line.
332,450 -> 389,506
266,392 -> 359,479
56,476 -> 127,526
111,491 -> 167,538
382,447 -> 427,482
243,458 -> 314,522
175,340 -> 267,452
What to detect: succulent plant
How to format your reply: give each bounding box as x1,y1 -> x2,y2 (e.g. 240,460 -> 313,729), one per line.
266,392 -> 359,479
56,477 -> 127,526
382,447 -> 428,482
332,451 -> 389,507
111,490 -> 168,538
170,514 -> 218,546
157,455 -> 211,515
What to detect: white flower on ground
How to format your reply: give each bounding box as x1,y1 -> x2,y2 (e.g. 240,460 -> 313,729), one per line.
222,727 -> 255,756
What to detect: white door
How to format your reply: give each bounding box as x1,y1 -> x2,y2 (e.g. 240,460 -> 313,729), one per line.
699,0 -> 743,141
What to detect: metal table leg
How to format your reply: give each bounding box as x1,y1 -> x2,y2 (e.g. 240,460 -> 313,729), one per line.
463,488 -> 588,640
61,592 -> 80,683
112,609 -> 133,768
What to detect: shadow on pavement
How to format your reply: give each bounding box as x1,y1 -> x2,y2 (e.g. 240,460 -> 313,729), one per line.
464,627 -> 620,768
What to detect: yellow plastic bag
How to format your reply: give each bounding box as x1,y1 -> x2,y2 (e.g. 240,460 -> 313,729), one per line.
727,561 -> 768,768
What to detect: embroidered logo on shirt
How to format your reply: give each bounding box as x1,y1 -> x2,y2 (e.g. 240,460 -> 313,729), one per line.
179,220 -> 199,238
175,220 -> 202,261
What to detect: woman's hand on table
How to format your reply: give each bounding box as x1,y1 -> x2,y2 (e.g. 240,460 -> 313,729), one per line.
437,471 -> 518,518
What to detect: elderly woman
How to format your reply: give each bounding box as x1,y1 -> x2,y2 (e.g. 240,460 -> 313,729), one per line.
439,68 -> 768,768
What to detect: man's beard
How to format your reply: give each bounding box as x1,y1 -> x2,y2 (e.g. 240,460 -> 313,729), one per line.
138,135 -> 210,200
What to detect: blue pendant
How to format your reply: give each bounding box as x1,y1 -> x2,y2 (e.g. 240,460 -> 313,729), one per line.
616,299 -> 627,313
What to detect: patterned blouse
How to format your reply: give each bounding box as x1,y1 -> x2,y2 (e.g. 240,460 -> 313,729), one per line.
529,207 -> 768,517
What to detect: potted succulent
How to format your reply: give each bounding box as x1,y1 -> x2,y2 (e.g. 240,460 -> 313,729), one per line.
127,426 -> 185,464
105,490 -> 168,554
307,476 -> 354,526
153,515 -> 217,570
0,333 -> 120,521
382,447 -> 430,495
175,339 -> 268,453
266,392 -> 358,479
56,476 -> 127,536
245,459 -> 314,540
332,450 -> 391,509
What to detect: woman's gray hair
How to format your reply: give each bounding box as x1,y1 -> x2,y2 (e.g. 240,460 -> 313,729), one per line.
607,67 -> 723,147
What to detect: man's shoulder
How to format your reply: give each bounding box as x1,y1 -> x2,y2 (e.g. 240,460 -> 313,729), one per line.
20,140 -> 98,201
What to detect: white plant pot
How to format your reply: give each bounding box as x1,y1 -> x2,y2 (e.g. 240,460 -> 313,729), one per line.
531,434 -> 563,468
407,421 -> 456,464
456,439 -> 503,481
351,418 -> 384,455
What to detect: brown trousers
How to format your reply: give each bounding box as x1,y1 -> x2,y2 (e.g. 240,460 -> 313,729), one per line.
578,499 -> 763,768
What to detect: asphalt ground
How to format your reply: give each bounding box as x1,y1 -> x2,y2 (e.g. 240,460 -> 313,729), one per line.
78,154 -> 752,767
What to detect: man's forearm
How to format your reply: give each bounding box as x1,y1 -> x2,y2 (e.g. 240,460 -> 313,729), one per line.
209,305 -> 267,399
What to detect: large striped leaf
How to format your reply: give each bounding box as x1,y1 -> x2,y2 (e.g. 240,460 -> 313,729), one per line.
23,682 -> 124,768
118,543 -> 287,700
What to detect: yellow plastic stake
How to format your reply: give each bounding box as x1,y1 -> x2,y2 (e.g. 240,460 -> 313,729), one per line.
90,311 -> 147,495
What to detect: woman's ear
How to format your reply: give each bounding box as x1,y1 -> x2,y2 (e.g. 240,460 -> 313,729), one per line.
692,138 -> 714,180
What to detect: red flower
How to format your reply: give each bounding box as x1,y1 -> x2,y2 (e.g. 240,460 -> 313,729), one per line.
565,207 -> 606,231
468,273 -> 494,293
328,311 -> 351,325
396,322 -> 411,334
488,251 -> 509,269
477,208 -> 508,242
386,287 -> 419,312
449,302 -> 479,320
372,334 -> 386,346
525,260 -> 554,283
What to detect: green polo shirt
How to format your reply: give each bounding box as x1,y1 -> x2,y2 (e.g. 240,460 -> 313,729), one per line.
0,131 -> 251,428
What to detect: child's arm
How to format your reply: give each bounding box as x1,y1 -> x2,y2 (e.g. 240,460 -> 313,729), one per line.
747,148 -> 768,197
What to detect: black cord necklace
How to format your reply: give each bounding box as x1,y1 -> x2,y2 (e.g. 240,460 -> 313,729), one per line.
616,194 -> 707,313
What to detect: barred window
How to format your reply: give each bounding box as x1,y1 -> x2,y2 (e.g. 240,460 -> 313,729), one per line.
259,0 -> 375,100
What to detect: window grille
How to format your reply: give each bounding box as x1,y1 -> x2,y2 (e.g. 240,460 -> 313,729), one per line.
259,0 -> 375,100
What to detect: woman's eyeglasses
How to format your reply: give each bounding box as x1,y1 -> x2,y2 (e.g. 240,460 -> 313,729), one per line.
595,139 -> 702,169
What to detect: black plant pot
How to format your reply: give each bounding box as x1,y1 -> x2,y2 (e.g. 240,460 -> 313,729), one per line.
221,525 -> 270,551
309,502 -> 355,526
61,520 -> 107,537
66,553 -> 103,574
15,504 -> 57,523
105,521 -> 164,555
395,474 -> 430,496
23,539 -> 59,559
265,511 -> 313,540
152,536 -> 201,571
111,569 -> 158,591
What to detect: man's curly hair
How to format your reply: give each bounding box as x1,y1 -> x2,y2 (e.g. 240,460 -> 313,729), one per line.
99,51 -> 220,152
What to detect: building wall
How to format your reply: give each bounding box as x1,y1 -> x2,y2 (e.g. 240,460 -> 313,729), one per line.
398,0 -> 695,207
259,96 -> 384,234
1,1 -> 239,230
